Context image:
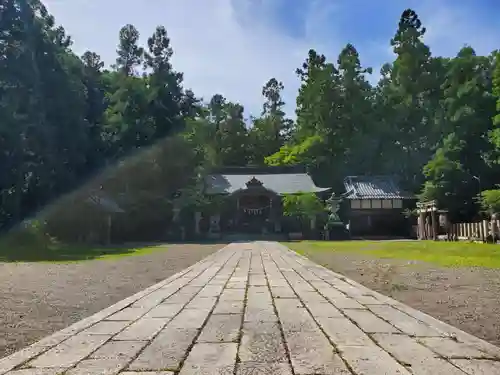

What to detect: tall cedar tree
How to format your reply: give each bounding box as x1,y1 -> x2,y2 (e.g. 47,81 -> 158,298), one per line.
2,3 -> 500,232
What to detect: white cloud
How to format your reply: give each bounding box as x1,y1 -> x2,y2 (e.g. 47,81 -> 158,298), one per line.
44,0 -> 341,118
387,1 -> 497,58
421,3 -> 498,57
43,0 -> 499,119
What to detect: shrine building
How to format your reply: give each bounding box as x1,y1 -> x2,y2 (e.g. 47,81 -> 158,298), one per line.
342,175 -> 415,237
192,166 -> 415,239
199,166 -> 330,238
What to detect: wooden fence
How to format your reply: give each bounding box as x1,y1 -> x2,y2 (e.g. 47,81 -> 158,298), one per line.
435,220 -> 498,242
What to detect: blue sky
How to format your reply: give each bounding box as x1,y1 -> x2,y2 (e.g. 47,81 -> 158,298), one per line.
44,0 -> 499,118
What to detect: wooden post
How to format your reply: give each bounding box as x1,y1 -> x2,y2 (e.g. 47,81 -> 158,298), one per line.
483,220 -> 489,242
194,212 -> 202,235
107,215 -> 112,245
418,211 -> 425,240
310,216 -> 316,230
431,209 -> 437,240
449,217 -> 453,241
492,214 -> 498,243
439,212 -> 450,241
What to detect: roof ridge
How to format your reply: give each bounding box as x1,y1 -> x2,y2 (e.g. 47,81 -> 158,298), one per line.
211,165 -> 307,175
205,170 -> 330,195
343,174 -> 414,200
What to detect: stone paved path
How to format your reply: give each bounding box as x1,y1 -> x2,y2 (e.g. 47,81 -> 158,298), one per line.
1,242 -> 500,375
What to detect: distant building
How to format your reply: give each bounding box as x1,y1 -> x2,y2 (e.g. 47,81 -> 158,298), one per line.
342,175 -> 415,237
195,168 -> 416,239
202,166 -> 330,237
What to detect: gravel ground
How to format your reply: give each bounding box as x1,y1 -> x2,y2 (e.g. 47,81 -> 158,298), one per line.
299,249 -> 500,346
0,243 -> 224,358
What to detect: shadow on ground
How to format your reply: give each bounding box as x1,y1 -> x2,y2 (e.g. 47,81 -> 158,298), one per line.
0,243 -> 152,262
0,239 -> 231,262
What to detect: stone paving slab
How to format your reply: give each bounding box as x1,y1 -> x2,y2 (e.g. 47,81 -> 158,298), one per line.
1,241 -> 500,374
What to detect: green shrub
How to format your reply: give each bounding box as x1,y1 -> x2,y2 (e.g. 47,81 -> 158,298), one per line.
479,189 -> 500,214
0,219 -> 58,260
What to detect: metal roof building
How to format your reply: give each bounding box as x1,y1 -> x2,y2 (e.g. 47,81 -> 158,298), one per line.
343,175 -> 414,200
205,166 -> 329,195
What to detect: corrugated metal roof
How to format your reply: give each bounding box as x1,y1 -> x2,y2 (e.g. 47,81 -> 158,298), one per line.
205,173 -> 329,195
343,175 -> 414,200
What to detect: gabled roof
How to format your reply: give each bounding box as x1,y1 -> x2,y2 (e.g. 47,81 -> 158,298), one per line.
205,166 -> 329,195
343,175 -> 414,200
86,194 -> 125,213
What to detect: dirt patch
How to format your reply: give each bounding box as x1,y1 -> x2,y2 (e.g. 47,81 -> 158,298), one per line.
298,250 -> 500,346
0,243 -> 224,358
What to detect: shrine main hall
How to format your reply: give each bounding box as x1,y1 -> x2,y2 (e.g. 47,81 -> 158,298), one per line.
200,166 -> 329,237
197,166 -> 414,239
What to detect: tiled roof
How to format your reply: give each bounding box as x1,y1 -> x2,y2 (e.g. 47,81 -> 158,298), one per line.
343,175 -> 414,200
205,168 -> 329,195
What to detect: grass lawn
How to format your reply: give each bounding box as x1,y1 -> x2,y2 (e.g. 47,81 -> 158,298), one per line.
285,240 -> 500,268
0,241 -> 168,263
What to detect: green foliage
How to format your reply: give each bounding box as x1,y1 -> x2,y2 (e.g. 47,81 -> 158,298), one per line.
493,52 -> 500,126
248,78 -> 293,165
490,52 -> 500,165
1,2 -> 500,241
479,189 -> 500,214
282,193 -> 325,220
265,135 -> 324,166
288,240 -> 500,268
421,47 -> 496,217
0,2 -> 200,235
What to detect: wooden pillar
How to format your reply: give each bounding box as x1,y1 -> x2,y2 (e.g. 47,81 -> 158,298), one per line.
106,215 -> 112,245
310,216 -> 316,230
235,198 -> 240,228
482,220 -> 489,242
425,215 -> 431,240
431,209 -> 438,240
418,211 -> 425,240
210,214 -> 221,234
491,214 -> 498,243
269,196 -> 276,233
194,212 -> 202,235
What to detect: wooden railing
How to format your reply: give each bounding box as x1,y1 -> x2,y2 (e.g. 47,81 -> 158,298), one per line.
431,220 -> 499,242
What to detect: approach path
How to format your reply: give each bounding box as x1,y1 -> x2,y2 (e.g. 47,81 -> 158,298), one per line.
1,241 -> 499,374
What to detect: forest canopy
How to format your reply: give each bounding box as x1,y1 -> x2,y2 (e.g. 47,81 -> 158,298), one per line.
1,1 -> 500,233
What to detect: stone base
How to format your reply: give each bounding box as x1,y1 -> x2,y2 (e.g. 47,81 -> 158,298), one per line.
327,225 -> 350,240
